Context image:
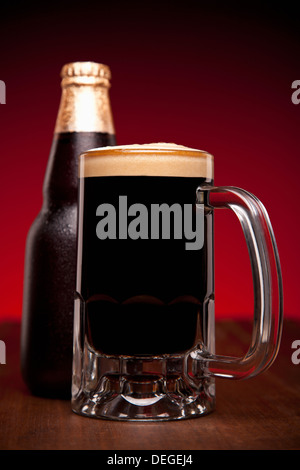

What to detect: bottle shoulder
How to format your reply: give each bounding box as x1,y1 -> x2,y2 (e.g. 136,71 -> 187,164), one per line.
27,204 -> 77,241
43,131 -> 116,205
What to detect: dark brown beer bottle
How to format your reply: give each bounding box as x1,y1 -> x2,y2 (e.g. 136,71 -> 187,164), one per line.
21,62 -> 116,398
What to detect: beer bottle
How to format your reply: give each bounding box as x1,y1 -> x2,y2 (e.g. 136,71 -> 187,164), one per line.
21,62 -> 116,398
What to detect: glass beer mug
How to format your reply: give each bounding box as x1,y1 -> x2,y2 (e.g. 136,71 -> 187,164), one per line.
72,143 -> 283,421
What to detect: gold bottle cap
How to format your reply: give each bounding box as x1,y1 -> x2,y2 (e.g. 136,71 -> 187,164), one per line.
60,61 -> 111,87
54,61 -> 115,133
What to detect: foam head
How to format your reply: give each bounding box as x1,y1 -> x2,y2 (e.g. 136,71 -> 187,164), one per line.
79,143 -> 214,179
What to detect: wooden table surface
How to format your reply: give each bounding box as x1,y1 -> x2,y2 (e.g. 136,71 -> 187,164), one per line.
0,320 -> 299,451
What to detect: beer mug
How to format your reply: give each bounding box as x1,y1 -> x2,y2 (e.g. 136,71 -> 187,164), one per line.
72,143 -> 283,421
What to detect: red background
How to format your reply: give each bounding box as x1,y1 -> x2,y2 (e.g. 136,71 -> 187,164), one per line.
0,1 -> 299,321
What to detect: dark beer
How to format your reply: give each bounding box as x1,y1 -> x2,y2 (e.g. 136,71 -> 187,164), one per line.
76,146 -> 214,357
21,63 -> 116,398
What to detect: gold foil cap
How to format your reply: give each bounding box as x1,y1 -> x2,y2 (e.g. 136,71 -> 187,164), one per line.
61,61 -> 111,87
54,61 -> 115,133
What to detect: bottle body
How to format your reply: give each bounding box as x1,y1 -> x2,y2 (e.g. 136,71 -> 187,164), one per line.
21,63 -> 116,398
22,201 -> 77,397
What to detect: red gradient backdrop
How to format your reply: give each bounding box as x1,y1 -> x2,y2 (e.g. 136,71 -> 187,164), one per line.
0,2 -> 299,321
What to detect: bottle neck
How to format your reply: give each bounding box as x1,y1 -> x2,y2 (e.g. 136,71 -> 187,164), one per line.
42,81 -> 116,209
55,81 -> 115,135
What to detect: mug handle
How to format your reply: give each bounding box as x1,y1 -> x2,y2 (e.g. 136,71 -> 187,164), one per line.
194,185 -> 283,380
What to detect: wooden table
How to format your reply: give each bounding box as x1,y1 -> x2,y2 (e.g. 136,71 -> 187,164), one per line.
0,320 -> 299,451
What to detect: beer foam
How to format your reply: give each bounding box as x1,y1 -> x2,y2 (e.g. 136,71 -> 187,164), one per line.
79,143 -> 214,179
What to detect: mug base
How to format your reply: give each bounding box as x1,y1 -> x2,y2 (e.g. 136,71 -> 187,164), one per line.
72,371 -> 215,421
